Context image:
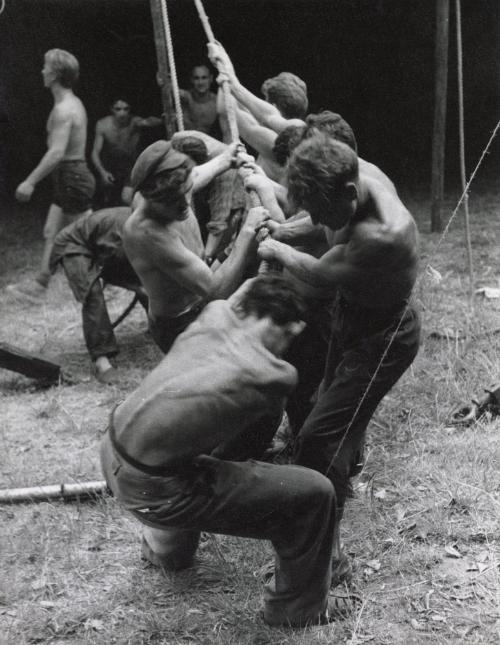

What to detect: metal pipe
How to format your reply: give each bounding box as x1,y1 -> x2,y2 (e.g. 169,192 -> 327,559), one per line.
0,480 -> 108,503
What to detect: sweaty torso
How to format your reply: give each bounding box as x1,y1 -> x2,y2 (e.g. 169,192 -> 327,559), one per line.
99,116 -> 141,169
325,180 -> 419,309
123,207 -> 204,318
47,94 -> 88,160
183,92 -> 218,134
113,300 -> 297,466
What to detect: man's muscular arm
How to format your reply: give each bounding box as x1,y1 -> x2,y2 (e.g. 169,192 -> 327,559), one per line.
266,212 -> 327,245
259,218 -> 414,290
91,121 -> 114,185
258,238 -> 361,289
209,207 -> 267,298
147,207 -> 266,300
236,107 -> 277,159
208,42 -> 304,134
243,168 -> 286,223
134,115 -> 163,129
15,107 -> 72,201
191,142 -> 246,191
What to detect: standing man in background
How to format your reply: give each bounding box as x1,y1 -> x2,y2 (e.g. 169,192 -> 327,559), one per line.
180,64 -> 222,139
92,97 -> 162,208
10,48 -> 95,300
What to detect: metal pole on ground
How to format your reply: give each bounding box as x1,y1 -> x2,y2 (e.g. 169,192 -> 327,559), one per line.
0,481 -> 108,504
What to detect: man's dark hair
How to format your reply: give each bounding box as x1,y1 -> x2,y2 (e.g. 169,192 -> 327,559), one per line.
172,136 -> 209,165
272,124 -> 306,166
111,97 -> 132,109
303,111 -> 358,153
261,72 -> 308,119
287,134 -> 358,216
239,275 -> 307,325
190,63 -> 215,78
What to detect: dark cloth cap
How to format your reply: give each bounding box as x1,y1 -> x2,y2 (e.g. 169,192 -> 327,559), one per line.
131,140 -> 189,191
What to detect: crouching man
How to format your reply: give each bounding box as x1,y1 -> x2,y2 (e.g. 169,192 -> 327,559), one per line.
50,207 -> 148,383
101,275 -> 345,627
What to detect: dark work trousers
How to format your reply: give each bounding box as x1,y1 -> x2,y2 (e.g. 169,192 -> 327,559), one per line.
100,423 -> 337,627
62,255 -> 147,362
285,298 -> 333,436
148,304 -> 204,354
294,295 -> 421,511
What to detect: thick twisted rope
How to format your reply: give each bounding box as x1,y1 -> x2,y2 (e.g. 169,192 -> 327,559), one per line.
193,0 -> 275,273
159,0 -> 184,131
193,0 -> 239,143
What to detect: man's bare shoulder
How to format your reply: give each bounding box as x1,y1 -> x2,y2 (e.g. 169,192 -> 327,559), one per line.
124,211 -> 183,256
58,94 -> 86,118
342,179 -> 417,265
359,158 -> 397,195
96,116 -> 114,133
51,100 -> 76,122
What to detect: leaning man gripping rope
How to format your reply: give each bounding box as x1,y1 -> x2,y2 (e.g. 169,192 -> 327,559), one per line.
100,274 -> 357,627
257,133 -> 421,585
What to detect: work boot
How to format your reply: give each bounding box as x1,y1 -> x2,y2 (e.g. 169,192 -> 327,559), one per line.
262,589 -> 362,627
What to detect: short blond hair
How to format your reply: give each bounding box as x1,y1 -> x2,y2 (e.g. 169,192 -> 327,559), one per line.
45,49 -> 80,88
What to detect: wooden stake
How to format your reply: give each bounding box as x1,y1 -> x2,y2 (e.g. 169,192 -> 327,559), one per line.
431,0 -> 450,232
149,0 -> 176,138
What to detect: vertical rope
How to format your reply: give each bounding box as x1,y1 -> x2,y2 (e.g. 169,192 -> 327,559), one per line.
193,0 -> 239,143
159,0 -> 184,131
456,0 -> 474,306
192,0 -> 277,273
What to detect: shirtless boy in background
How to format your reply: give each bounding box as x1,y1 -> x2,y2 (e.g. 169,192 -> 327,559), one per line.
92,98 -> 162,207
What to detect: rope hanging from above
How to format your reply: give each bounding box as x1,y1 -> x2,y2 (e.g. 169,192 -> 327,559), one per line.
159,0 -> 184,131
192,0 -> 276,274
193,0 -> 239,144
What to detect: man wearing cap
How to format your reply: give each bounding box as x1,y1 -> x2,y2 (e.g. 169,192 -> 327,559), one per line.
123,139 -> 267,353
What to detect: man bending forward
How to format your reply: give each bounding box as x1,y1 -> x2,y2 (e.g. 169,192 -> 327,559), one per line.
101,275 -> 346,627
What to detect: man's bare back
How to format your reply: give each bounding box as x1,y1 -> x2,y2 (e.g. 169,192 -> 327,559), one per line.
323,176 -> 418,309
258,138 -> 419,311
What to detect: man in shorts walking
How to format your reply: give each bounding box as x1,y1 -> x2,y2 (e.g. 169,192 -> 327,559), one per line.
10,49 -> 95,299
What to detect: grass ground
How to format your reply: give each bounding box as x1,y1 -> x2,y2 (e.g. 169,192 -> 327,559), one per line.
0,182 -> 499,644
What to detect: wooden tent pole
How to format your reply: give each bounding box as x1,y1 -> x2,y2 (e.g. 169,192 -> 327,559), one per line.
431,0 -> 450,232
455,0 -> 474,306
149,0 -> 176,138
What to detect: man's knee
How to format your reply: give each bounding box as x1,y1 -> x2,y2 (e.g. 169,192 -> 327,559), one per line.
301,469 -> 336,509
43,204 -> 64,240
